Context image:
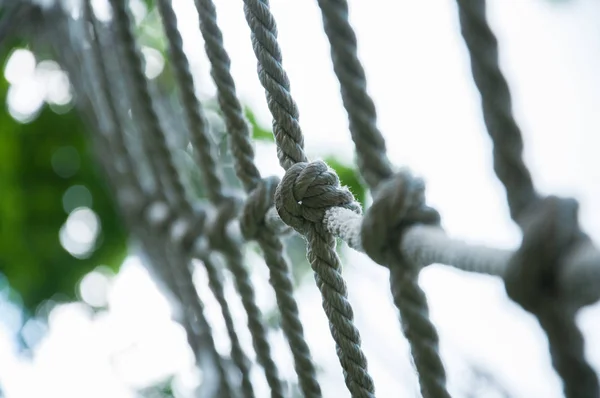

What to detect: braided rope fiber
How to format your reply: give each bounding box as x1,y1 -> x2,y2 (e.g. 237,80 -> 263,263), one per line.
243,1 -> 376,396
194,0 -> 322,395
316,1 -> 450,397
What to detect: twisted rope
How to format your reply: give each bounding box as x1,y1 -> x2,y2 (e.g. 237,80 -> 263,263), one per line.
316,0 -> 393,190
78,4 -> 231,394
275,161 -> 375,397
242,1 -> 376,395
156,0 -> 226,203
316,1 -> 449,396
194,0 -> 322,395
455,0 -> 539,223
108,0 -> 191,211
456,2 -> 598,396
156,1 -> 287,395
194,0 -> 261,192
242,0 -> 308,170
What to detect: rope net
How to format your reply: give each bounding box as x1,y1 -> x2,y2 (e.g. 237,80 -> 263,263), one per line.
7,0 -> 600,397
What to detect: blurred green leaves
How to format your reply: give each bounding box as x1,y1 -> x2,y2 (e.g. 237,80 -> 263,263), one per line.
0,50 -> 128,314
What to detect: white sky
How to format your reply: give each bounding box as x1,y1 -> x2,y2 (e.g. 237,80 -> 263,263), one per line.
2,0 -> 600,397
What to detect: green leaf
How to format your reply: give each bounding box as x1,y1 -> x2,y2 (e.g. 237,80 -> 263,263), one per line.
244,106 -> 275,143
324,156 -> 366,208
0,53 -> 128,313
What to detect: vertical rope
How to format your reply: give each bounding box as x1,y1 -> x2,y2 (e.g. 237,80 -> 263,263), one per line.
75,4 -> 232,396
108,0 -> 191,211
194,0 -> 261,192
156,1 -> 284,396
455,0 -> 538,223
156,0 -> 225,203
243,1 -> 375,396
315,1 -> 450,397
242,0 -> 308,171
194,0 -> 322,395
456,3 -> 597,397
316,0 -> 393,190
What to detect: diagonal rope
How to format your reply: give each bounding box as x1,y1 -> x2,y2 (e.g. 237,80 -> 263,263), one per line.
155,1 -> 284,396
243,1 -> 375,396
315,1 -> 449,397
456,2 -> 598,398
193,0 -> 322,395
69,4 -> 232,396
108,0 -> 192,212
454,0 -> 538,224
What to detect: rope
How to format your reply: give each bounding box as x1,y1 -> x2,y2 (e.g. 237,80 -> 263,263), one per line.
242,0 -> 308,170
194,0 -> 262,192
157,1 -> 286,395
502,196 -> 599,398
108,0 -> 192,212
316,1 -> 449,396
275,161 -> 375,397
156,0 -> 226,203
242,1 -> 376,395
455,0 -> 539,223
456,2 -> 598,396
194,0 -> 322,394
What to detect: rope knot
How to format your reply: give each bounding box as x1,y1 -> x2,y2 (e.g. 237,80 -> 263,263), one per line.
361,170 -> 440,266
241,176 -> 281,240
275,160 -> 360,235
504,196 -> 588,313
208,194 -> 244,251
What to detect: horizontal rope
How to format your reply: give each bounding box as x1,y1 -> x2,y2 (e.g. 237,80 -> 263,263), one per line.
132,191 -> 600,312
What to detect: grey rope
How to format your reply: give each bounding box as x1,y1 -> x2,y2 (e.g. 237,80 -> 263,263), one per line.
108,0 -> 192,212
243,1 -> 376,395
242,0 -> 308,170
207,197 -> 285,398
316,1 -> 449,397
276,161 -> 375,397
155,1 -> 284,394
456,2 -> 598,397
156,0 -> 226,203
502,197 -> 599,398
194,0 -> 261,192
79,4 -> 233,395
315,0 -> 393,190
194,0 -> 322,394
455,0 -> 539,223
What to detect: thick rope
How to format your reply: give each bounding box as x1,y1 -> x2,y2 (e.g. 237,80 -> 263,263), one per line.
156,0 -> 226,203
194,0 -> 261,192
455,0 -> 539,223
456,2 -> 598,396
156,1 -> 286,395
77,4 -> 234,395
194,0 -> 322,395
108,0 -> 192,212
502,197 -> 599,398
242,0 -> 308,170
243,1 -> 376,395
316,1 -> 449,397
275,161 -> 375,397
316,0 -> 394,190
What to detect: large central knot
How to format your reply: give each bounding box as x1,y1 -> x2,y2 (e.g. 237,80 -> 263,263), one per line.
504,195 -> 589,314
275,160 -> 361,235
361,170 -> 441,266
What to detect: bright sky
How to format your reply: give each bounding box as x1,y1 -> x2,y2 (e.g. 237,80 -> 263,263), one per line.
2,0 -> 600,397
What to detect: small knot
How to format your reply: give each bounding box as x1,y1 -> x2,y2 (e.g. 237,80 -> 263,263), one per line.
275,161 -> 361,235
361,170 -> 440,266
208,194 -> 243,251
240,176 -> 280,240
504,196 -> 588,313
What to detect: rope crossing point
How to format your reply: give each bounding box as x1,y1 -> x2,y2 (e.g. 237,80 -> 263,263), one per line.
13,0 -> 600,397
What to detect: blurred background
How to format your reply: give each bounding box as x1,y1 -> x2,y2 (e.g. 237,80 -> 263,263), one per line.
1,0 -> 600,396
